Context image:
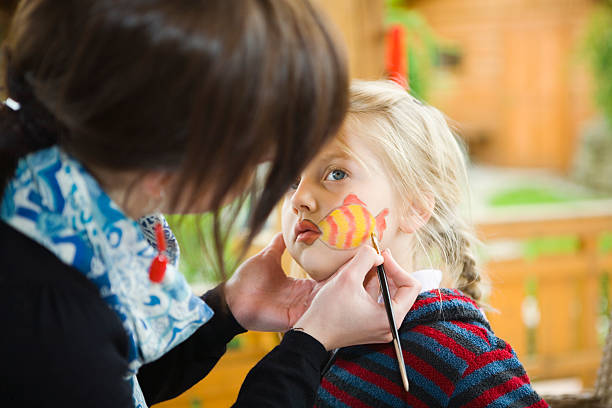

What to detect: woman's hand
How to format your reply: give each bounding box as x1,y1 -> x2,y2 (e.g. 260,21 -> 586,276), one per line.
225,233 -> 421,350
224,233 -> 319,332
293,246 -> 421,350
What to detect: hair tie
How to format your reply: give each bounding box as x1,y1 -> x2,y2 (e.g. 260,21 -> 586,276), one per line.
3,98 -> 21,112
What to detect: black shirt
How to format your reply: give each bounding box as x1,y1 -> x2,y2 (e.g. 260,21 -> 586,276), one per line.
0,221 -> 328,407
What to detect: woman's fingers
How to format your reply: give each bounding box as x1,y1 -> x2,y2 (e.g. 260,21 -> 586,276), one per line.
292,246 -> 425,350
336,245 -> 383,285
363,267 -> 381,299
382,249 -> 421,321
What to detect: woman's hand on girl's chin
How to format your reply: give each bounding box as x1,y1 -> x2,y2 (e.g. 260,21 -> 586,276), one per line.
293,246 -> 421,351
224,233 -> 322,332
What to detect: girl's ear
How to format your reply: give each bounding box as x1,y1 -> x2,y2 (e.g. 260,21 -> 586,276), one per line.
399,193 -> 435,234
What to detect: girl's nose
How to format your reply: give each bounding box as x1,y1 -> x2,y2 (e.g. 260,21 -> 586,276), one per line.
291,179 -> 317,214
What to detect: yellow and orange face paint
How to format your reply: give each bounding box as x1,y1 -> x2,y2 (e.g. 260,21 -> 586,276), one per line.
317,194 -> 388,250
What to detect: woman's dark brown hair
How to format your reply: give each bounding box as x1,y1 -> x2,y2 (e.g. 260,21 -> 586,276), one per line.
0,0 -> 348,274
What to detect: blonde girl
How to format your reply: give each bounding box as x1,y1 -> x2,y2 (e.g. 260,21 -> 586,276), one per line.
281,80 -> 548,407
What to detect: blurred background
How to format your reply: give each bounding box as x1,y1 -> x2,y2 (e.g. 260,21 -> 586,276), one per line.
2,0 -> 612,406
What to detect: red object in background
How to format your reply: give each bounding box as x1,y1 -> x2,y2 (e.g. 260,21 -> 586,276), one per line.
386,24 -> 408,88
149,222 -> 167,283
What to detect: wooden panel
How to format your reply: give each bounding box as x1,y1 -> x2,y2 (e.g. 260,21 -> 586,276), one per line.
479,214 -> 612,388
314,0 -> 385,79
537,271 -> 575,357
524,350 -> 602,386
477,214 -> 612,240
408,0 -> 596,170
486,277 -> 527,355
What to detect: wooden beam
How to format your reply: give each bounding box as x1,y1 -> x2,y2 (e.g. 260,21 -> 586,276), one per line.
477,215 -> 612,240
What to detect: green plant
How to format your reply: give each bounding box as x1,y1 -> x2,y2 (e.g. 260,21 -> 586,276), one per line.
584,2 -> 612,123
488,186 -> 592,207
166,213 -> 242,284
385,0 -> 442,100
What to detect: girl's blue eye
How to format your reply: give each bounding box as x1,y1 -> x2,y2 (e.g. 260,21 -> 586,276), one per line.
326,169 -> 347,181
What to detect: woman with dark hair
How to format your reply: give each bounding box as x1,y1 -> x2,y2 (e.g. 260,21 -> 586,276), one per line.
0,1 -> 421,407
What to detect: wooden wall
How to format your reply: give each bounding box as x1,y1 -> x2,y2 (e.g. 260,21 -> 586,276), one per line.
408,0 -> 598,171
315,0 -> 386,80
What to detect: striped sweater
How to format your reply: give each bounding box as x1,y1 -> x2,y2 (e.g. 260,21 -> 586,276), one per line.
315,289 -> 548,408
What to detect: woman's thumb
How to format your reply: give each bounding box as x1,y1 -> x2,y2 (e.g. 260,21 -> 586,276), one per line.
263,232 -> 286,259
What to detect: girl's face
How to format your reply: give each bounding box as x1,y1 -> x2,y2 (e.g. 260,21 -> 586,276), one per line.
281,127 -> 405,281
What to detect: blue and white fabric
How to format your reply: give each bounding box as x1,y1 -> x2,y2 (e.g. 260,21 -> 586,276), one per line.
1,146 -> 213,407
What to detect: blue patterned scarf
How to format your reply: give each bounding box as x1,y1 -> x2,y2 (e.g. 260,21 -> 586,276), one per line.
1,146 -> 213,407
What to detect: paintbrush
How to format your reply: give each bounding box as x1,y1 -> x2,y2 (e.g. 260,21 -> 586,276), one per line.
370,233 -> 410,392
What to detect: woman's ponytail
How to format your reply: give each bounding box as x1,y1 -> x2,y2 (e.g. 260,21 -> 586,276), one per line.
0,101 -> 25,192
1,56 -> 62,191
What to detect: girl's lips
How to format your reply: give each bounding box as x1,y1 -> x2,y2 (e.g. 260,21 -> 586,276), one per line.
295,219 -> 321,245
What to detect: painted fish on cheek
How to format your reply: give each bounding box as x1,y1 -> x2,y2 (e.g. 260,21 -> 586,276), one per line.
317,194 -> 389,250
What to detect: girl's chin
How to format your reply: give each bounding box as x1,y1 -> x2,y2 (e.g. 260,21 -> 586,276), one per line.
294,244 -> 357,281
301,265 -> 337,282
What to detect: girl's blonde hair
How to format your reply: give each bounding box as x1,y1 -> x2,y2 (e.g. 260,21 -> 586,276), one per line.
346,80 -> 488,302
